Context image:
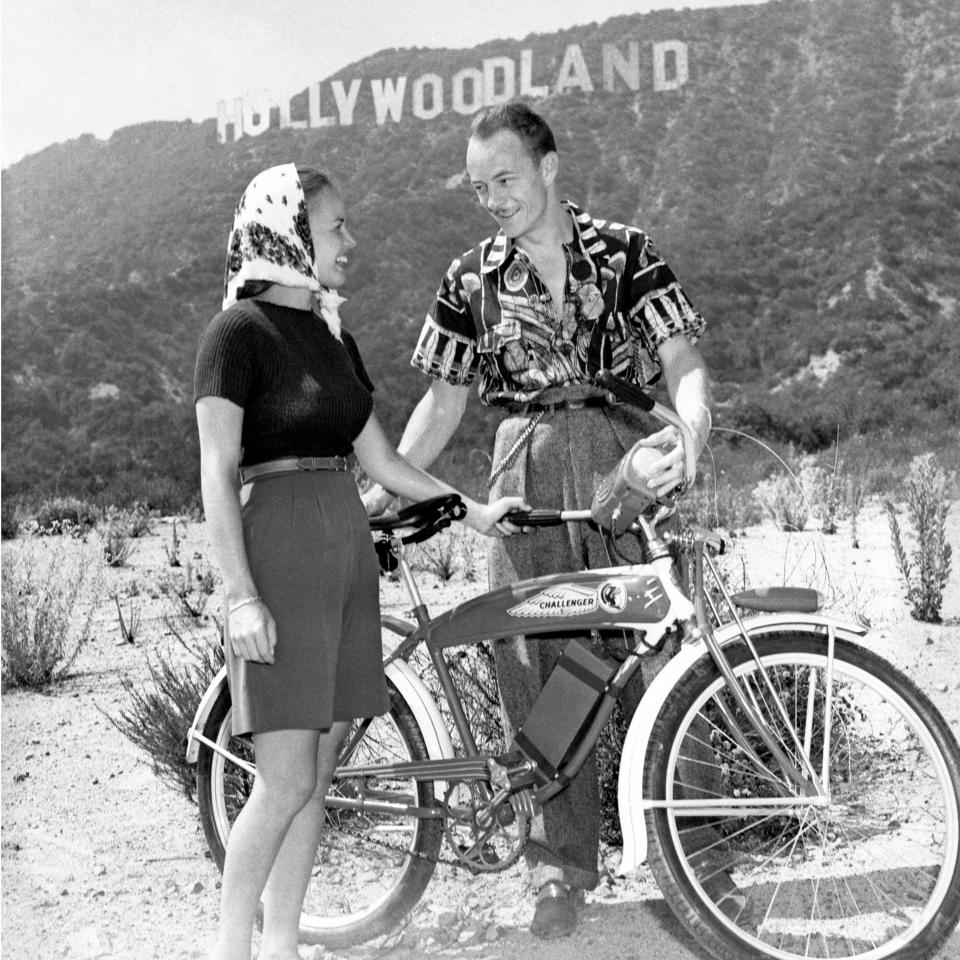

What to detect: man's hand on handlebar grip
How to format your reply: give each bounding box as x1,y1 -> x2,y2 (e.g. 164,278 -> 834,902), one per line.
637,425 -> 686,497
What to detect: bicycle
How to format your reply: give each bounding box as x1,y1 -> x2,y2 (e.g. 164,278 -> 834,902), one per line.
187,371 -> 960,960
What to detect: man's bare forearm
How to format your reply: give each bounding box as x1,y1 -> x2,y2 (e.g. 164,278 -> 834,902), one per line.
394,380 -> 469,470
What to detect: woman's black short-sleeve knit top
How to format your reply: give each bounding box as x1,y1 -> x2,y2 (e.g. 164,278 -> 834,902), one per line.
194,300 -> 374,466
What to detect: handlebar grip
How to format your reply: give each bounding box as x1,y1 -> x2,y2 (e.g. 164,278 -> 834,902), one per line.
595,369 -> 655,412
503,509 -> 565,527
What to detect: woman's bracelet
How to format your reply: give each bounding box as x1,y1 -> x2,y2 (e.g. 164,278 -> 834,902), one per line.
227,595 -> 262,617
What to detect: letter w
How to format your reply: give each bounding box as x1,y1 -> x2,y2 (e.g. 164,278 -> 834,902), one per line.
370,76 -> 407,124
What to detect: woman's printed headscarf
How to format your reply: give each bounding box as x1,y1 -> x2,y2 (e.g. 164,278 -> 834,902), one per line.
222,162 -> 345,338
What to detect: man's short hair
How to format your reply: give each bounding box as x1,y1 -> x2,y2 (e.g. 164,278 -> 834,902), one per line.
470,101 -> 557,163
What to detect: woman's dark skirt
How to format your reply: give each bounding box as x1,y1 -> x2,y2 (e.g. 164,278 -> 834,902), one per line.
226,470 -> 389,736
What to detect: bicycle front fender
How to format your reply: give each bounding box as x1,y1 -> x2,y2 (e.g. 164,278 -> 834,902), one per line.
183,660 -> 456,766
616,612 -> 868,875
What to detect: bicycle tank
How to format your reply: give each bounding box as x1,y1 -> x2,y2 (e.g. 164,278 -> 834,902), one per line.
422,564 -> 678,649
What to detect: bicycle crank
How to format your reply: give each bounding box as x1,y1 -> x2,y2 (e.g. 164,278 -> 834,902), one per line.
442,779 -> 531,873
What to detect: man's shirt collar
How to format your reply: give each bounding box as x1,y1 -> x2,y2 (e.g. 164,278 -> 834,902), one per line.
479,200 -> 606,274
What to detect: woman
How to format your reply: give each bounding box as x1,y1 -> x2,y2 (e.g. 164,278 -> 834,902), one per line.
194,163 -> 523,960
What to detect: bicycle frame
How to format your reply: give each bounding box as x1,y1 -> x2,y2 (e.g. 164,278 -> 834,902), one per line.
185,381 -> 871,862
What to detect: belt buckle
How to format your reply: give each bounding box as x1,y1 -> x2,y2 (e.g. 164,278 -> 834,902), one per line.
296,457 -> 319,471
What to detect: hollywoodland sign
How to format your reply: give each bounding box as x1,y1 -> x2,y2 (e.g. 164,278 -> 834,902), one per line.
217,40 -> 689,143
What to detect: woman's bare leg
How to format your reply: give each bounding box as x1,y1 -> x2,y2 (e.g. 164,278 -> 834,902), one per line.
208,728 -> 321,960
257,722 -> 349,959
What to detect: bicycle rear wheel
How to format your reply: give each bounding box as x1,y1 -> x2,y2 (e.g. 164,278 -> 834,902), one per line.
196,678 -> 443,948
644,632 -> 960,960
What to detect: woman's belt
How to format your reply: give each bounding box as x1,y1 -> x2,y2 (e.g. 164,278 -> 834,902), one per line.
240,456 -> 350,484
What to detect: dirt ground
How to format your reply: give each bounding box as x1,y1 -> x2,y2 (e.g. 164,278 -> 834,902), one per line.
2,500 -> 959,960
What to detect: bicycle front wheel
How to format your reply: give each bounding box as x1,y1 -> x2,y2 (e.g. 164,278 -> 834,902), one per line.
644,632 -> 960,960
196,678 -> 443,948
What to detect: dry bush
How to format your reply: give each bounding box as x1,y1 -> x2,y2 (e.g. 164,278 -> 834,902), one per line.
1,535 -> 102,689
107,615 -> 224,799
411,527 -> 483,583
31,497 -> 99,536
884,453 -> 953,623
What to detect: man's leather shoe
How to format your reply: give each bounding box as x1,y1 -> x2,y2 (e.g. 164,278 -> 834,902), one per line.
530,880 -> 582,939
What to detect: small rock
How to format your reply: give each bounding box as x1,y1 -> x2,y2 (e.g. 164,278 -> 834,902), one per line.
66,926 -> 113,958
938,683 -> 949,693
484,923 -> 501,942
190,880 -> 204,894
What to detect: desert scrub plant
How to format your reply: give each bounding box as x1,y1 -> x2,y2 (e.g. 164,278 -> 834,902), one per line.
159,557 -> 218,623
412,527 -> 481,582
682,472 -> 763,531
114,594 -> 141,644
809,461 -> 843,535
107,616 -> 224,798
100,519 -> 137,567
753,471 -> 810,532
884,453 -> 953,623
1,535 -> 103,689
163,519 -> 182,567
1,501 -> 22,540
31,496 -> 99,536
410,642 -> 503,753
843,468 -> 870,549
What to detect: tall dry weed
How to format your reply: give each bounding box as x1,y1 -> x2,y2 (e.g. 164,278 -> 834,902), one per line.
1,535 -> 103,688
884,453 -> 953,623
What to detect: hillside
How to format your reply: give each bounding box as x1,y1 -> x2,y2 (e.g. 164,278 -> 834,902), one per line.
2,0 -> 959,507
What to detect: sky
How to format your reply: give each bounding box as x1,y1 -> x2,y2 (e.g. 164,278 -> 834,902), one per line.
1,0 -> 767,169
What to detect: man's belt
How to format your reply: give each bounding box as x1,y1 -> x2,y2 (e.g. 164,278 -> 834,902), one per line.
504,395 -> 615,415
240,456 -> 350,484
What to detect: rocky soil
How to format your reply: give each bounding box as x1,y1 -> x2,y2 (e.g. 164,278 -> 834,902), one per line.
2,501 -> 959,960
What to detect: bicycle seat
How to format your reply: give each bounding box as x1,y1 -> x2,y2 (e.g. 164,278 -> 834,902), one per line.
730,586 -> 822,614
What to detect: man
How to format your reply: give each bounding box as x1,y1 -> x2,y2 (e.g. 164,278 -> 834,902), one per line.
365,101 -> 714,938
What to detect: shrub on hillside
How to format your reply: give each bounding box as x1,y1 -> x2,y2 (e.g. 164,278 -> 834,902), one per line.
1,501 -> 21,540
1,536 -> 102,689
752,471 -> 810,532
682,473 -> 764,531
31,497 -> 99,536
108,617 -> 223,799
884,453 -> 953,623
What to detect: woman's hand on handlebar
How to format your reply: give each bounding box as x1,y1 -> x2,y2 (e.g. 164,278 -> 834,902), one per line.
362,482 -> 396,518
464,496 -> 531,537
227,599 -> 277,664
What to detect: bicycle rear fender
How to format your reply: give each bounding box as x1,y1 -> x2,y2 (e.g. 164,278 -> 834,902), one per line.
616,612 -> 868,874
186,665 -> 229,764
185,658 -> 455,766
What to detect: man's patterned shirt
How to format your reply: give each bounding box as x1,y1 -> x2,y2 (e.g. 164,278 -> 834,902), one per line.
411,201 -> 706,406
